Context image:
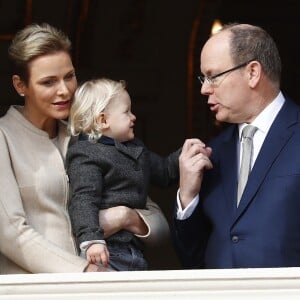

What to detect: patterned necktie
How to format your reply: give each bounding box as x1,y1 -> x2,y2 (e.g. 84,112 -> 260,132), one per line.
237,125 -> 258,206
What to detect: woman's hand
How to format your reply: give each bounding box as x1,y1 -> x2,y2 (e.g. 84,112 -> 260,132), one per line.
99,206 -> 148,238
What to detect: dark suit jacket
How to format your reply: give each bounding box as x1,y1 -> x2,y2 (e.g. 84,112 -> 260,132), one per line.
67,136 -> 180,245
174,97 -> 300,269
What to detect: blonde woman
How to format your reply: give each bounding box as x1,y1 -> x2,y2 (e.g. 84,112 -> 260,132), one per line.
0,23 -> 169,274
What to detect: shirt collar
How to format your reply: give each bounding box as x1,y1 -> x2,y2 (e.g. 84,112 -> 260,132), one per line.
238,91 -> 285,140
98,135 -> 115,145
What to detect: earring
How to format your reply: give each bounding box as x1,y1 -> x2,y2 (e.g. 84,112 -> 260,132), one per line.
19,93 -> 24,97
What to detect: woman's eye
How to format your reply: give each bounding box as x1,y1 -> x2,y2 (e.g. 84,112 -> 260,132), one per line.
42,79 -> 56,86
65,73 -> 76,81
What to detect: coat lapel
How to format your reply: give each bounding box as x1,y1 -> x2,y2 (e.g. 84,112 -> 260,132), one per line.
98,136 -> 144,160
234,99 -> 299,221
57,120 -> 71,158
115,139 -> 144,160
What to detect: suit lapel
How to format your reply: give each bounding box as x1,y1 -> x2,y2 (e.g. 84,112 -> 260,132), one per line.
234,99 -> 299,222
218,126 -> 239,211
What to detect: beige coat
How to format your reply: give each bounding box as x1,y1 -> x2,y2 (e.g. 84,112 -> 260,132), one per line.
0,106 -> 88,273
0,106 -> 169,274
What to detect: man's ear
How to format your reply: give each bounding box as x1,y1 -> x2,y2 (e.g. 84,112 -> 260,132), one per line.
97,112 -> 109,129
12,75 -> 26,97
247,60 -> 261,88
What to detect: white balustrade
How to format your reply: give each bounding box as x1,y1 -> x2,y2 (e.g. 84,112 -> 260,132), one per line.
1,267 -> 300,299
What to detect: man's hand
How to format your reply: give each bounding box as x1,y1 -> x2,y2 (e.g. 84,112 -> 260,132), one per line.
179,138 -> 212,209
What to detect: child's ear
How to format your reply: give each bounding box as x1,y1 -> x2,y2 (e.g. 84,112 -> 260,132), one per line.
97,113 -> 109,129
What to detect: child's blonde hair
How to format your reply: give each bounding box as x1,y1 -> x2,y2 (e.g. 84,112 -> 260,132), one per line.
69,78 -> 126,142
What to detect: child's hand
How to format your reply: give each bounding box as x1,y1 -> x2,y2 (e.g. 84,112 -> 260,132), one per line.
86,243 -> 110,267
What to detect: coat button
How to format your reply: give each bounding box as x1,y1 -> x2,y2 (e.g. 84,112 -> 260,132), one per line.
134,164 -> 140,171
231,235 -> 239,243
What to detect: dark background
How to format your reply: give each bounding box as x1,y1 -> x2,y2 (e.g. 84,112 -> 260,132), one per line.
1,0 -> 299,270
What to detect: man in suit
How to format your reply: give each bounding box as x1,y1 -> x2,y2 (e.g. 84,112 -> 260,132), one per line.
173,23 -> 300,269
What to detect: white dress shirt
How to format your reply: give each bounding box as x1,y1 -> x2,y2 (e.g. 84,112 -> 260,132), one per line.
176,92 -> 285,220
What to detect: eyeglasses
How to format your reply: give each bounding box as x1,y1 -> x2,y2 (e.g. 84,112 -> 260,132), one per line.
197,59 -> 256,86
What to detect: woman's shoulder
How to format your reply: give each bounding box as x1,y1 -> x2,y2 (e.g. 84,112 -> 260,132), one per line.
0,106 -> 16,126
0,106 -> 25,138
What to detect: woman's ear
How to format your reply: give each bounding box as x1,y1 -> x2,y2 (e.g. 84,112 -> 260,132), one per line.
12,75 -> 26,97
97,112 -> 109,129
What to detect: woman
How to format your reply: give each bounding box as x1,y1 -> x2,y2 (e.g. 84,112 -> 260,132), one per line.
0,23 -> 169,274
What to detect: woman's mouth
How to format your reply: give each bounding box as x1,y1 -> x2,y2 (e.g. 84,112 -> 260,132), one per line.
53,100 -> 70,109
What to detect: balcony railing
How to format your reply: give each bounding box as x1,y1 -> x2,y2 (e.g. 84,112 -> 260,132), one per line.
1,267 -> 300,299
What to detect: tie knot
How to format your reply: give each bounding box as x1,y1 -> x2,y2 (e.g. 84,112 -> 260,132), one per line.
242,125 -> 257,139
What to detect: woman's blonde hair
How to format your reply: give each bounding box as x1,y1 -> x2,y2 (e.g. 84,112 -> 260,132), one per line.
69,78 -> 126,142
8,23 -> 71,84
